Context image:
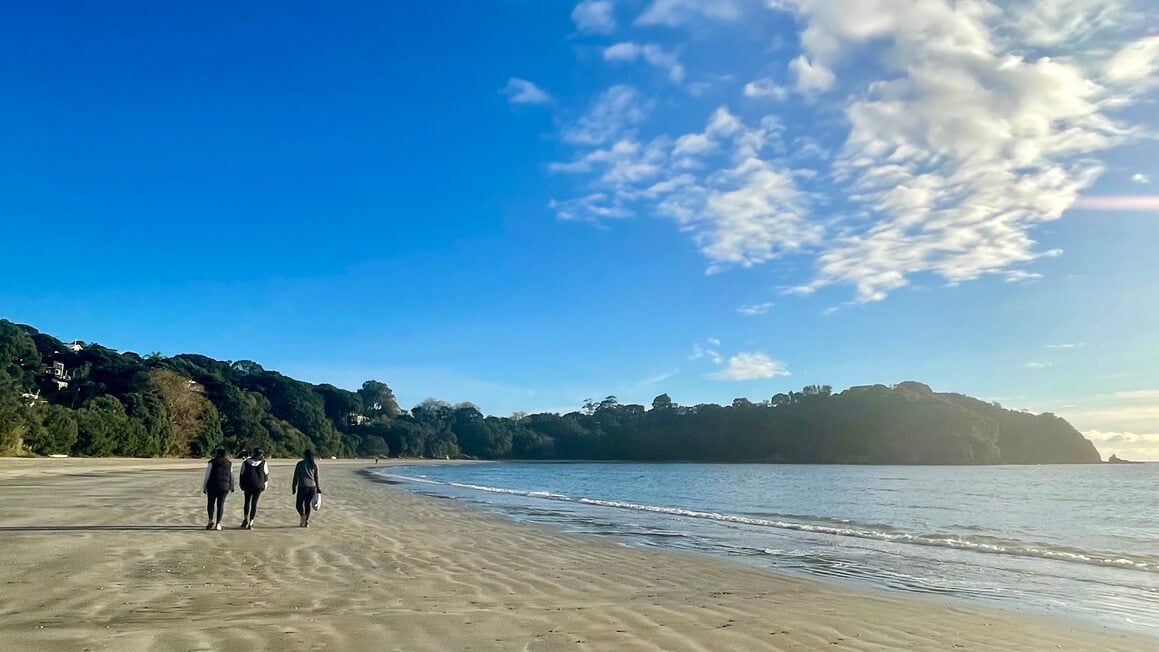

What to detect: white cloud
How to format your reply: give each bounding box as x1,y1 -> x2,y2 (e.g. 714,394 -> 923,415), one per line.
1012,0 -> 1123,47
1108,389 -> 1159,401
572,0 -> 618,35
1026,362 -> 1054,368
635,0 -> 741,27
1005,270 -> 1043,283
1104,35 -> 1159,88
555,105 -> 820,272
1083,431 -> 1159,461
709,352 -> 791,380
549,193 -> 634,222
1054,389 -> 1159,439
744,77 -> 790,100
563,85 -> 650,145
502,78 -> 552,106
1130,173 -> 1150,184
550,0 -> 1155,302
550,138 -> 670,189
790,55 -> 835,92
783,0 -> 1145,302
1073,196 -> 1159,211
737,302 -> 774,315
690,341 -> 724,365
1045,343 -> 1086,350
673,133 -> 716,156
603,42 -> 686,82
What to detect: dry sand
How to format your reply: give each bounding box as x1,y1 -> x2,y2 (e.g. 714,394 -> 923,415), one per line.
0,458 -> 1153,651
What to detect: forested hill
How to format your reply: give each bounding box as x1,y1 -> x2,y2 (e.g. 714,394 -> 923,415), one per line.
1,320 -> 1101,464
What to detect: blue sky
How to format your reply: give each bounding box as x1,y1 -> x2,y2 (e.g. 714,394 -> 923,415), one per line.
2,1 -> 1158,458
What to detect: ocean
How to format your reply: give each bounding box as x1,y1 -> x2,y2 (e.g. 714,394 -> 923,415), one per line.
371,462 -> 1159,633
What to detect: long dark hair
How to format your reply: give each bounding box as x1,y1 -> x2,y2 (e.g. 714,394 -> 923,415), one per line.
303,449 -> 315,469
251,448 -> 265,460
214,447 -> 227,460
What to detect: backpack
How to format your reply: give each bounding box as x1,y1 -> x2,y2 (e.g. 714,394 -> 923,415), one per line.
240,459 -> 267,491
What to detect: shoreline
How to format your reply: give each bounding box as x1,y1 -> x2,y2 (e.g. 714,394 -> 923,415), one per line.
373,459 -> 1159,635
0,458 -> 1154,651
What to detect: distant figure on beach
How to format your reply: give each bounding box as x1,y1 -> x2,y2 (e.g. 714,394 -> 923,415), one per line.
202,447 -> 234,531
291,449 -> 322,527
238,448 -> 269,530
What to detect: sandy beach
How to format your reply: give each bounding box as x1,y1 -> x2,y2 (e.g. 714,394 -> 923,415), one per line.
0,459 -> 1153,651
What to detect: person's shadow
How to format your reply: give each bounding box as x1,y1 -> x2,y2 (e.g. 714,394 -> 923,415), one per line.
0,525 -> 298,532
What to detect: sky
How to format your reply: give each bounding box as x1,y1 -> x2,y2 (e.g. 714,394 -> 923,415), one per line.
2,1 -> 1157,458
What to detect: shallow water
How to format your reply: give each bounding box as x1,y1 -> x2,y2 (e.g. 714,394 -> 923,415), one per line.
373,462 -> 1159,633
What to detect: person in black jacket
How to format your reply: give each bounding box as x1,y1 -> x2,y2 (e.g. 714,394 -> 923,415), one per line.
201,447 -> 234,531
238,448 -> 269,530
291,449 -> 321,527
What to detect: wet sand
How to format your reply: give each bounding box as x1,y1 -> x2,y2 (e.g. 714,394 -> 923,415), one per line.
0,458 -> 1153,651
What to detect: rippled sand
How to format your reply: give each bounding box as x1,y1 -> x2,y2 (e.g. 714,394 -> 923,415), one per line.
0,458 -> 1152,651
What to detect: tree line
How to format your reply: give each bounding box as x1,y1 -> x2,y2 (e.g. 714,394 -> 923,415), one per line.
0,320 -> 1101,464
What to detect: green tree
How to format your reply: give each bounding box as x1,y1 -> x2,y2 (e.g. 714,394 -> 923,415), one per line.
651,393 -> 673,411
29,404 -> 79,455
75,395 -> 129,457
359,380 -> 401,418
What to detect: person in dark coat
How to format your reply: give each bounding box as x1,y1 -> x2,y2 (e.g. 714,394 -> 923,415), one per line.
201,447 -> 234,530
291,449 -> 322,527
238,448 -> 269,530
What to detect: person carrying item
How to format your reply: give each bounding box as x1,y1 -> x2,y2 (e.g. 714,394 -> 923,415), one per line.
291,449 -> 322,527
201,447 -> 234,531
239,448 -> 269,529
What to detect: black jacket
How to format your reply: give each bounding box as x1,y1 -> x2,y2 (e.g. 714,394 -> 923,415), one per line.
202,457 -> 234,494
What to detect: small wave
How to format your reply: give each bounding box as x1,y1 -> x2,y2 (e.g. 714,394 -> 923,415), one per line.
575,498 -> 1158,573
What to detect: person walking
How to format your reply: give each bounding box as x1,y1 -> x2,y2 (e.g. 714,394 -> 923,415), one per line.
202,447 -> 234,531
291,449 -> 322,527
238,448 -> 269,530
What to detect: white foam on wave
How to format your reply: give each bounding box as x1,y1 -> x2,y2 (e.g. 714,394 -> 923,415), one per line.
576,498 -> 1157,573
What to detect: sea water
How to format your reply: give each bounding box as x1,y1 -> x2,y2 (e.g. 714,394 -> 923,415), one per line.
372,462 -> 1159,633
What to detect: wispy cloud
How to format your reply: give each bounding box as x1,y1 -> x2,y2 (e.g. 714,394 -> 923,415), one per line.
634,0 -> 741,27
1106,389 -> 1159,401
553,105 -> 821,272
1045,343 -> 1086,350
709,352 -> 791,380
549,193 -> 634,222
571,0 -> 618,35
744,78 -> 789,101
1103,34 -> 1159,91
501,78 -> 552,106
562,85 -> 650,146
1131,173 -> 1150,184
737,302 -> 773,316
1005,270 -> 1044,284
690,341 -> 723,365
603,42 -> 685,82
1026,362 -> 1054,369
630,369 -> 680,388
1073,196 -> 1159,211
